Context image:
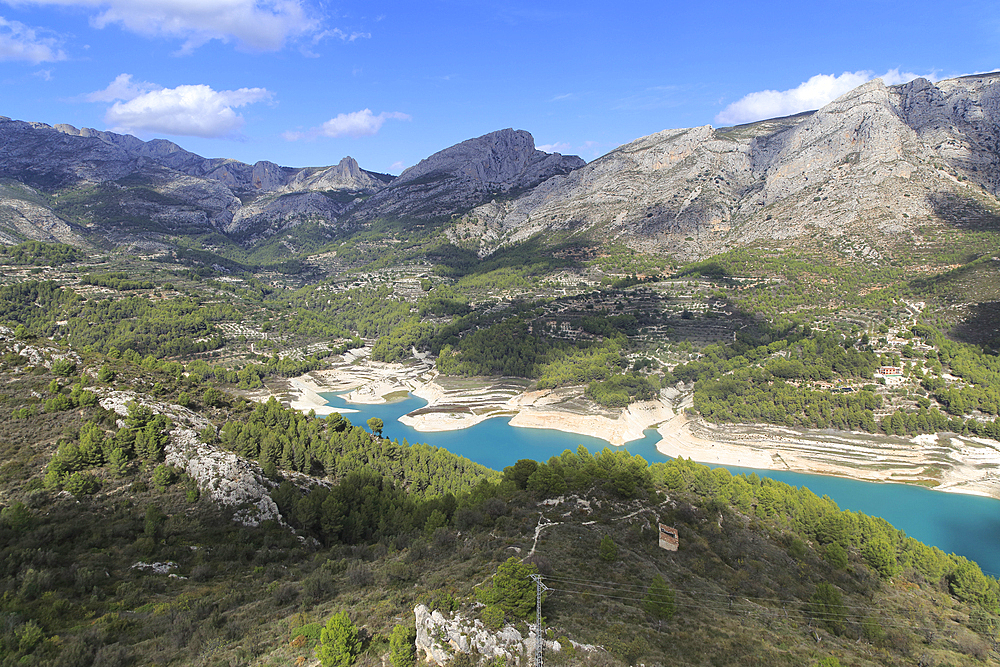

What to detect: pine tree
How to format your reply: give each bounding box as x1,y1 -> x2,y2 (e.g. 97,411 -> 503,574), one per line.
599,534 -> 618,562
389,624 -> 416,667
809,582 -> 846,635
642,574 -> 676,621
318,611 -> 361,667
476,557 -> 540,621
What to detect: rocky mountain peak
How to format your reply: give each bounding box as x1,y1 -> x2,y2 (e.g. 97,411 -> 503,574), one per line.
395,128 -> 584,192
349,129 -> 585,220
0,118 -> 393,245
282,156 -> 391,194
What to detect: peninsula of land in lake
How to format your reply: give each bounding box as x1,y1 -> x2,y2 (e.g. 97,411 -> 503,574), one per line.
254,347 -> 1000,501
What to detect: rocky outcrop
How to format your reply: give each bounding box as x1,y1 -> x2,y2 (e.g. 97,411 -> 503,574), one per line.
224,191 -> 353,239
165,428 -> 283,527
351,129 -> 585,220
96,390 -> 283,527
414,604 -> 568,666
0,181 -> 84,245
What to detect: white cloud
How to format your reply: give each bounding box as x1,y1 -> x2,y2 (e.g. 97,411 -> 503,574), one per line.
300,26 -> 369,56
315,27 -> 370,42
715,69 -> 934,126
534,140 -> 603,160
879,67 -> 931,86
320,109 -> 410,138
84,73 -> 160,102
537,141 -> 572,153
7,0 -> 317,52
389,160 -> 404,172
92,80 -> 273,138
285,108 -> 410,141
0,16 -> 65,62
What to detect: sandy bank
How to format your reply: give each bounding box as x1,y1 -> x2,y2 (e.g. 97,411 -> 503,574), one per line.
254,348 -> 437,415
398,377 -> 525,431
656,414 -> 776,469
508,398 -> 675,446
287,377 -> 356,416
656,416 -> 1000,500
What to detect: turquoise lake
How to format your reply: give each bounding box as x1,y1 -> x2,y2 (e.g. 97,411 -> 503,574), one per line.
321,392 -> 1000,576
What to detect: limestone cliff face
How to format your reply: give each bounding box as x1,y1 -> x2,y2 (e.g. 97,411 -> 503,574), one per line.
350,129 -> 585,220
463,73 -> 1000,261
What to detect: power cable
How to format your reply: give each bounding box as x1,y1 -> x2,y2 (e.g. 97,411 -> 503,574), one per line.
541,572 -> 936,615
538,574 -> 961,634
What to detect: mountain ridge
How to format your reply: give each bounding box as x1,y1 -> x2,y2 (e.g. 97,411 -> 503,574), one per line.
457,74 -> 1000,261
2,72 -> 1000,262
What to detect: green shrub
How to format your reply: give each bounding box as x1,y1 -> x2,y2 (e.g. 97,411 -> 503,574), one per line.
481,605 -> 505,630
51,358 -> 77,376
151,464 -> 178,492
642,574 -> 675,621
389,624 -> 417,667
824,542 -> 848,569
1,501 -> 35,532
64,471 -> 100,497
291,621 -> 324,647
599,534 -> 618,562
107,448 -> 129,477
427,589 -> 457,612
809,583 -> 847,635
862,537 -> 900,579
44,394 -> 73,412
788,537 -> 807,560
16,620 -> 44,653
97,364 -> 115,383
475,557 -> 539,621
317,611 -> 361,667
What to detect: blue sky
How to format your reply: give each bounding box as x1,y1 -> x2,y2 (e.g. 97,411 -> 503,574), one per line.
0,1 -> 996,174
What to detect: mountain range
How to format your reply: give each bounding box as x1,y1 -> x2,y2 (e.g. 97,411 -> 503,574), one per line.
2,72 -> 1000,261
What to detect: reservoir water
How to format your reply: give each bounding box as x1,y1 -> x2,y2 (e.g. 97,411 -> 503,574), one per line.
321,392 -> 1000,576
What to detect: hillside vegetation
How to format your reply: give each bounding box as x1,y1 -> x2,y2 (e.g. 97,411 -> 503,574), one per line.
0,319 -> 999,666
0,178 -> 998,666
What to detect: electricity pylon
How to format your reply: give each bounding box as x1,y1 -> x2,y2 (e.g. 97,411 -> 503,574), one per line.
530,574 -> 550,667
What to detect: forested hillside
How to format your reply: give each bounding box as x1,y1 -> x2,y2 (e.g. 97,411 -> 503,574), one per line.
1,321 -> 999,666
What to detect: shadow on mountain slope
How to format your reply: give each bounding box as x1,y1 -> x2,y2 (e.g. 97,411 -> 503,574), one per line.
951,301 -> 1000,349
427,236 -> 588,279
927,191 -> 1000,232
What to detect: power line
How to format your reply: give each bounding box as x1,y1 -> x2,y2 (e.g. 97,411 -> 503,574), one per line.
537,573 -> 962,634
541,572 -> 925,616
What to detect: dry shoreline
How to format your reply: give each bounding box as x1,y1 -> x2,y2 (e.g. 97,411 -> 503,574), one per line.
252,349 -> 1000,500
